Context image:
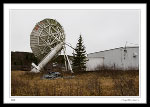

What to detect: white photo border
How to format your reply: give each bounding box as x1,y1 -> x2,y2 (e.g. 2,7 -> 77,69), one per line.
4,3 -> 147,104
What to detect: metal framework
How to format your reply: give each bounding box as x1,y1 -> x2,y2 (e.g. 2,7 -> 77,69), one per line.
30,18 -> 73,73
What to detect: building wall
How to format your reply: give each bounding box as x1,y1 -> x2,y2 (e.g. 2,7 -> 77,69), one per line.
120,47 -> 139,70
102,48 -> 123,69
86,47 -> 139,71
86,57 -> 104,71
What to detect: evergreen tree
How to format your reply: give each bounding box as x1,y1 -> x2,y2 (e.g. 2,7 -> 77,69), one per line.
72,34 -> 87,71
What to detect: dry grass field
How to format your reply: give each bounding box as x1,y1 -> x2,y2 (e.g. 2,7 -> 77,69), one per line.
11,70 -> 139,96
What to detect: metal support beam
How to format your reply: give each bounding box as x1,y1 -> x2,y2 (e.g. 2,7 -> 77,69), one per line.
63,46 -> 74,73
63,47 -> 68,71
31,42 -> 64,73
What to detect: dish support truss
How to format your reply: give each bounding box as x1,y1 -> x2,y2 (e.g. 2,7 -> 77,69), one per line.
31,42 -> 74,73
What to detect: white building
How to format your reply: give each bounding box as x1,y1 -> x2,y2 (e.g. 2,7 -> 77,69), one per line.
86,46 -> 139,71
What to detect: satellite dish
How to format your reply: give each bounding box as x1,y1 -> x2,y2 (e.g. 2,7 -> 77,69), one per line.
30,18 -> 65,60
30,18 -> 73,73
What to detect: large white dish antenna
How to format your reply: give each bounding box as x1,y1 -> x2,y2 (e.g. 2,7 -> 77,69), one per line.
30,19 -> 73,73
30,18 -> 65,60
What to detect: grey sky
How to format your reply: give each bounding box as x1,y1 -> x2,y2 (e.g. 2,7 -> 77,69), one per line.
10,9 -> 140,55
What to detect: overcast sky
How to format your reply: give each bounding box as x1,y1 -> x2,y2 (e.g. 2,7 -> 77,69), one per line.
10,9 -> 140,55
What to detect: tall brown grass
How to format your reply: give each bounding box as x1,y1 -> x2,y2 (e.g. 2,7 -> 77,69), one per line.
11,70 -> 139,96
